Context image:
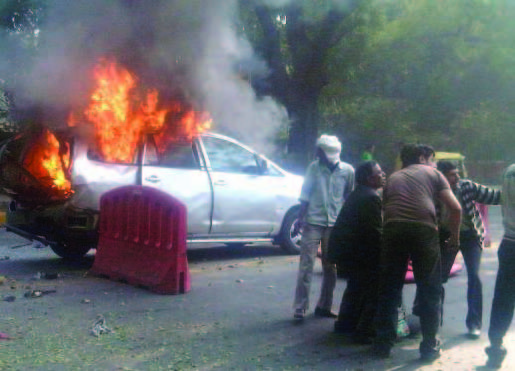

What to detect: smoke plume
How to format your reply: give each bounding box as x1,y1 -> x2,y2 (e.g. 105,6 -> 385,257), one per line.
0,0 -> 288,154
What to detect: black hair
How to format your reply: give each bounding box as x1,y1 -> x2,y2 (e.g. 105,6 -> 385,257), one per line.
400,143 -> 435,168
356,160 -> 378,186
400,144 -> 422,167
437,160 -> 457,174
419,144 -> 435,160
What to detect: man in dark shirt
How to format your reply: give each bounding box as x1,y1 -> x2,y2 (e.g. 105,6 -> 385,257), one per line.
328,161 -> 385,344
372,144 -> 462,361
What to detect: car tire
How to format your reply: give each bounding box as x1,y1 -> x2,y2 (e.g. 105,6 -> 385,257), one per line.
278,207 -> 301,255
50,242 -> 92,260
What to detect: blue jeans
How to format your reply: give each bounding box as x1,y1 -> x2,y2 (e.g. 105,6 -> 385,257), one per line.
374,222 -> 442,351
488,238 -> 515,347
459,231 -> 483,330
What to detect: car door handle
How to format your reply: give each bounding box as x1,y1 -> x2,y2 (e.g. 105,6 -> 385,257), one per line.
214,180 -> 226,186
145,175 -> 160,183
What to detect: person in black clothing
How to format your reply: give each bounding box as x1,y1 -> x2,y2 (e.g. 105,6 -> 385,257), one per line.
328,161 -> 385,344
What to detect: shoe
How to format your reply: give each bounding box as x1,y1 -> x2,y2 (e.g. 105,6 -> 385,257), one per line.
420,349 -> 441,362
314,307 -> 337,318
467,327 -> 481,339
293,308 -> 305,321
485,346 -> 507,369
420,339 -> 441,362
370,343 -> 391,358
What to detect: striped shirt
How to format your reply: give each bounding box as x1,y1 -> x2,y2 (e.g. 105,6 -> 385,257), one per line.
444,179 -> 501,243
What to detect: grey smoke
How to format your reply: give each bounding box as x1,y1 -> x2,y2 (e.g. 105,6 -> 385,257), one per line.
1,0 -> 288,155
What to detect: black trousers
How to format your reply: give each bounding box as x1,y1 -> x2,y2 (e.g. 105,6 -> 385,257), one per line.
374,222 -> 442,350
488,238 -> 515,347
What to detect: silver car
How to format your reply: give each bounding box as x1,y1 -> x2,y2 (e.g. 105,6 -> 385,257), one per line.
0,132 -> 303,259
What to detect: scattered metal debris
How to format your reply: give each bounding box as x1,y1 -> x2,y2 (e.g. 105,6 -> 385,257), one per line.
24,289 -> 57,298
90,315 -> 113,337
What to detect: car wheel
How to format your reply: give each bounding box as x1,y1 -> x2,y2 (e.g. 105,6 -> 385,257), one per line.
279,207 -> 301,255
50,242 -> 92,260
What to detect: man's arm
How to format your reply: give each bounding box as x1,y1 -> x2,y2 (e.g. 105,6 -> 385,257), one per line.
439,189 -> 462,247
293,201 -> 309,236
469,181 -> 502,205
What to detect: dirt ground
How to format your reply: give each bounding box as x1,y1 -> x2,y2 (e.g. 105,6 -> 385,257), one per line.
0,207 -> 513,370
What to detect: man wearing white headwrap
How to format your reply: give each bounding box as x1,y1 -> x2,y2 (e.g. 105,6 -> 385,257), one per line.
293,134 -> 355,320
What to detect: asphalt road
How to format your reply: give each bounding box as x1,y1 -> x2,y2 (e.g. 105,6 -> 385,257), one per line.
0,205 -> 513,370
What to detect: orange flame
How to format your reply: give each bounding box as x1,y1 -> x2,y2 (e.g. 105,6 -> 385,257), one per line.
22,58 -> 213,195
23,129 -> 72,195
68,58 -> 211,163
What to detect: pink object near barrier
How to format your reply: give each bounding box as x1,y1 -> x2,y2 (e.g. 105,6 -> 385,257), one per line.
90,185 -> 190,294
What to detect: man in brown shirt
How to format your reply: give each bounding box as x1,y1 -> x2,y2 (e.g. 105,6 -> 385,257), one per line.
372,144 -> 461,362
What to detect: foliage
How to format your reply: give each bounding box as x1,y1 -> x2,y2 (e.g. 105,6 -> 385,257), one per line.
319,0 -> 515,172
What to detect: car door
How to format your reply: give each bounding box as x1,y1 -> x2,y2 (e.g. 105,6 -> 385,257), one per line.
200,134 -> 275,234
141,137 -> 212,234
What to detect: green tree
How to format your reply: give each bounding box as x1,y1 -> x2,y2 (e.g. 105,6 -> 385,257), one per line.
240,0 -> 376,169
320,0 -> 515,171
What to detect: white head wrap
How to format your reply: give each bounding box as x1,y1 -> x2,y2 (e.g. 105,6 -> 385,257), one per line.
316,135 -> 341,164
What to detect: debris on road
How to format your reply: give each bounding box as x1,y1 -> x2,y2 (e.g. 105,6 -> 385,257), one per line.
3,295 -> 16,302
32,272 -> 61,280
24,289 -> 57,298
90,315 -> 113,337
0,332 -> 11,340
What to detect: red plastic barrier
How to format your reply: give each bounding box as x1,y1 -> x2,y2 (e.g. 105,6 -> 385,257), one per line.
90,185 -> 190,294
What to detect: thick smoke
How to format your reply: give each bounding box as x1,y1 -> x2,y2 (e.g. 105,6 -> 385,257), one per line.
0,0 -> 288,154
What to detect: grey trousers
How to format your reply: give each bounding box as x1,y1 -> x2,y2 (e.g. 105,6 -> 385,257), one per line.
293,224 -> 337,312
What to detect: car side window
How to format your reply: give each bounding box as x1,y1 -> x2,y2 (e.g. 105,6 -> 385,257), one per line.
143,138 -> 199,169
202,136 -> 261,174
158,142 -> 199,169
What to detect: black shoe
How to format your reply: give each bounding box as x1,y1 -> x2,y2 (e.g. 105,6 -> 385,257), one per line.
420,339 -> 441,362
485,346 -> 507,369
314,307 -> 337,318
420,349 -> 441,362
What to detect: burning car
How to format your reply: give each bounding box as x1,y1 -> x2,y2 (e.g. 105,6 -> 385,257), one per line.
0,59 -> 303,259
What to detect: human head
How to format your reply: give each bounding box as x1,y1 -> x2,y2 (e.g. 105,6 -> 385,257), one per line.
437,160 -> 460,187
400,144 -> 435,168
356,161 -> 385,189
316,135 -> 341,164
400,144 -> 423,167
418,144 -> 436,168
